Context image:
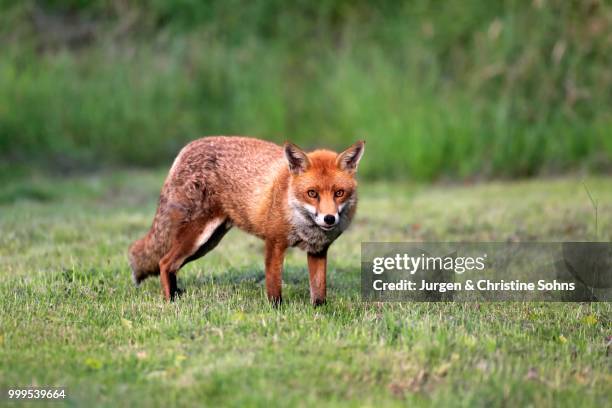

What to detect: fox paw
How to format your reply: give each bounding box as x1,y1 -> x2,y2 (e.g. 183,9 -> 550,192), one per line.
311,298 -> 326,307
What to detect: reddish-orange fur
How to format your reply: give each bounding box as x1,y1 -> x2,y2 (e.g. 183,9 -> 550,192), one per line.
128,136 -> 364,304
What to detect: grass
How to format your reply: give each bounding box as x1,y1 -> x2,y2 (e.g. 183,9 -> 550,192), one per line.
1,1 -> 611,179
0,170 -> 610,407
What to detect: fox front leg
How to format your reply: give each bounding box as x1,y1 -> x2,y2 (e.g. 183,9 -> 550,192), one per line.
307,248 -> 328,306
265,240 -> 286,306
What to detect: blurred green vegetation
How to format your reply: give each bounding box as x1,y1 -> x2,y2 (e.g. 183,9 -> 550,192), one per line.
0,0 -> 610,180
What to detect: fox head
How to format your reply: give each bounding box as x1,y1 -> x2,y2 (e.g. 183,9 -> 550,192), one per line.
284,140 -> 365,231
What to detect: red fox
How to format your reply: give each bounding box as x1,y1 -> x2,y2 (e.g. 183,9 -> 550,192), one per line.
128,136 -> 364,305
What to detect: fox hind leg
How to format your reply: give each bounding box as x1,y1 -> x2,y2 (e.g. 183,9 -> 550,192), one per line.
181,219 -> 232,268
159,217 -> 230,301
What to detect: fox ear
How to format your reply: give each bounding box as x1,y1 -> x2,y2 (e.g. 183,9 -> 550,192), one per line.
336,140 -> 365,173
284,142 -> 310,175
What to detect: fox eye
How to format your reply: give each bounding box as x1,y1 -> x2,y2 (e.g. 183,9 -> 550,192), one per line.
334,189 -> 345,198
307,190 -> 318,198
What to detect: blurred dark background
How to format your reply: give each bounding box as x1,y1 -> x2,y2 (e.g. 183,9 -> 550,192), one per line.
0,0 -> 610,181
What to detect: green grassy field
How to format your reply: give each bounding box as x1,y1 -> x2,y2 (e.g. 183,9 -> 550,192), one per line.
1,1 -> 611,179
0,171 -> 610,407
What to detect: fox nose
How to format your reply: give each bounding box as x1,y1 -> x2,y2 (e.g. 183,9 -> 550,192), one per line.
323,214 -> 337,225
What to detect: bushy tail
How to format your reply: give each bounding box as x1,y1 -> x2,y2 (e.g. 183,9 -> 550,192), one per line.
128,236 -> 161,285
